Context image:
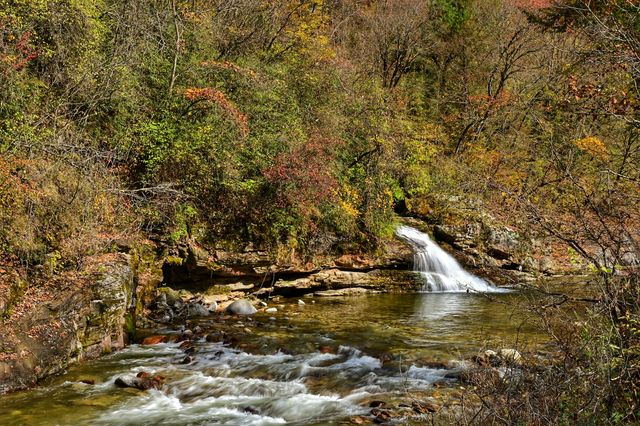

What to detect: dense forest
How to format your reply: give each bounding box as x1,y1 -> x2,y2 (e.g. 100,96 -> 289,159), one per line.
1,0 -> 639,423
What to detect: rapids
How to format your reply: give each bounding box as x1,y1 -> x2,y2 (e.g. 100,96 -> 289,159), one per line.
0,293 -> 540,425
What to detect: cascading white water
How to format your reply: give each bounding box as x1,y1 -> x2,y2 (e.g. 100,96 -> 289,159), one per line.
396,225 -> 502,293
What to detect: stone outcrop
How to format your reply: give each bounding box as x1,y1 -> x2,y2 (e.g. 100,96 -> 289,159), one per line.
159,235 -> 413,290
0,253 -> 135,394
252,269 -> 421,298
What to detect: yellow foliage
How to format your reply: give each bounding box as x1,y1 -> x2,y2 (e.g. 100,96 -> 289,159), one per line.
573,136 -> 609,159
338,184 -> 361,218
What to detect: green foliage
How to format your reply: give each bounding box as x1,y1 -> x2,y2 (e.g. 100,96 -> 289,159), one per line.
435,0 -> 471,33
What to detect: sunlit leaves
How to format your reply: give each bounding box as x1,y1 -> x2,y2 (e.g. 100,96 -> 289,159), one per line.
183,87 -> 249,137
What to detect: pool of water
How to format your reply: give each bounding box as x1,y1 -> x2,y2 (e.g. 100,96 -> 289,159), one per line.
0,292 -> 544,425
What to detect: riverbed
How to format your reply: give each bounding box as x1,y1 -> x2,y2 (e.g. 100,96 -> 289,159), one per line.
0,292 -> 544,425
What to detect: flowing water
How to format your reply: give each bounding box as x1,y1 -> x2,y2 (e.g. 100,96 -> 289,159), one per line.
1,228 -> 541,425
396,226 -> 505,293
0,292 -> 543,426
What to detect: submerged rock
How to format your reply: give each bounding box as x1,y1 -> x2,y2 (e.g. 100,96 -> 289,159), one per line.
114,371 -> 164,391
243,406 -> 260,415
314,287 -> 370,297
225,299 -> 257,315
370,408 -> 392,423
412,401 -> 439,414
205,331 -> 224,342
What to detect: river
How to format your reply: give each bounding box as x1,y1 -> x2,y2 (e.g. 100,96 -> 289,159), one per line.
0,291 -> 543,425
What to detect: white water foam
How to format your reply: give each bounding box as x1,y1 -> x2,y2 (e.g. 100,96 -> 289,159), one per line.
396,225 -> 505,292
94,342 -> 448,425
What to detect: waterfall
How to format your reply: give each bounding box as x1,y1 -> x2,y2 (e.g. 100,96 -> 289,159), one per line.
396,225 -> 503,293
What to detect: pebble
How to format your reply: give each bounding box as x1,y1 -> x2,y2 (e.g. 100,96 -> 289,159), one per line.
297,299 -> 305,305
265,307 -> 277,313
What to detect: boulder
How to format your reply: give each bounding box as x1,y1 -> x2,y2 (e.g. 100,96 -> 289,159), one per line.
433,223 -> 481,249
225,299 -> 257,315
141,335 -> 168,345
157,287 -> 182,308
186,302 -> 210,317
497,348 -> 522,365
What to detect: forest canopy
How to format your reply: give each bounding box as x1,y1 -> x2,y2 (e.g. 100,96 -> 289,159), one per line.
0,0 -> 637,270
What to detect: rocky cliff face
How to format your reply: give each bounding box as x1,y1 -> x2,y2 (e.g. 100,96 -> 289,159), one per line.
0,253 -> 135,393
159,235 -> 414,290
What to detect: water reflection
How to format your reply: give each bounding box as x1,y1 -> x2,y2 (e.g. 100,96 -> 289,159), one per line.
413,293 -> 478,321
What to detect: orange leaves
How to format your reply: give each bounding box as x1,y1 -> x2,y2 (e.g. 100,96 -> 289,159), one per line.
183,87 -> 249,137
0,157 -> 33,198
467,91 -> 512,113
567,75 -> 635,115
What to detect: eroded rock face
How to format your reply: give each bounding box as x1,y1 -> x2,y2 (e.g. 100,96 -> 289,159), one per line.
260,269 -> 420,298
0,253 -> 135,394
428,219 -> 538,275
161,234 -> 413,290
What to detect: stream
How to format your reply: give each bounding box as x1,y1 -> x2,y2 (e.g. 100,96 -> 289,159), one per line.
1,226 -> 548,425
0,292 -> 543,425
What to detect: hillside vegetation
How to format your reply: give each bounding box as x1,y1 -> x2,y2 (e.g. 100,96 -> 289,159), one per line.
1,0 -> 637,266
1,0 -> 639,421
